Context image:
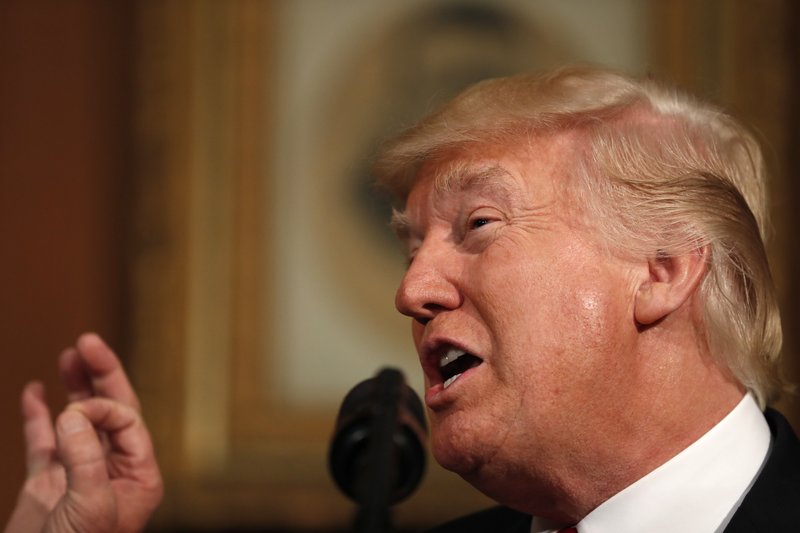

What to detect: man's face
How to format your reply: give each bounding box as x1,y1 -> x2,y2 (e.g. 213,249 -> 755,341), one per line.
394,134 -> 647,503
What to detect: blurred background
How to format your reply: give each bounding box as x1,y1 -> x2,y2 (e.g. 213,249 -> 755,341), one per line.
0,0 -> 797,531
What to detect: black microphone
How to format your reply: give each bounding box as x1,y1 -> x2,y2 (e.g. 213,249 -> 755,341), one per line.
329,367 -> 428,532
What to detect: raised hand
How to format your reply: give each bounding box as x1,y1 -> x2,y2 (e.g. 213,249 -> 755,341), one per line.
5,333 -> 163,533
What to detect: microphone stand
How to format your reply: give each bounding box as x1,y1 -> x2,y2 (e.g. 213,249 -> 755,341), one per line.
329,367 -> 427,533
353,368 -> 402,533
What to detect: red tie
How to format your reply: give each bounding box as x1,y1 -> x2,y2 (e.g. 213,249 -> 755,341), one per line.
558,528 -> 578,533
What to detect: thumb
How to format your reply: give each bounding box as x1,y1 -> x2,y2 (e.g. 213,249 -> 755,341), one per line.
56,409 -> 111,494
47,409 -> 116,532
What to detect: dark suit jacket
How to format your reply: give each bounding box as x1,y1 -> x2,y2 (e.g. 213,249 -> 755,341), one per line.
427,408 -> 800,532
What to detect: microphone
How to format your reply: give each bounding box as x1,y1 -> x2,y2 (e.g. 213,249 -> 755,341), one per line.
329,367 -> 427,532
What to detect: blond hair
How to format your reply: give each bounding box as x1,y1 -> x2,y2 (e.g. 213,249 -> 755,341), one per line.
374,65 -> 784,407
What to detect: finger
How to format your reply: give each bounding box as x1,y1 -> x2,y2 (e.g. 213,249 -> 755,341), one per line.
58,347 -> 94,403
67,398 -> 163,533
54,409 -> 111,497
21,381 -> 57,476
68,398 -> 159,476
73,333 -> 141,412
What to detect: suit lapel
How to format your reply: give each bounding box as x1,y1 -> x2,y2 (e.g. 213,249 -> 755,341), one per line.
724,408 -> 800,532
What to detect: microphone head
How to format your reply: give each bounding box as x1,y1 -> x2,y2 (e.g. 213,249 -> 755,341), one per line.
329,368 -> 428,506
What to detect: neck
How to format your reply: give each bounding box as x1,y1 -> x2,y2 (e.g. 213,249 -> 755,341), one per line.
484,334 -> 745,523
561,343 -> 744,521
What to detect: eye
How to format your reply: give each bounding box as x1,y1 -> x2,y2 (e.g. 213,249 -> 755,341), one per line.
467,212 -> 501,232
458,207 -> 503,245
469,217 -> 491,230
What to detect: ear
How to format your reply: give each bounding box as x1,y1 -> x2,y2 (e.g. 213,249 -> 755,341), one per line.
634,246 -> 709,326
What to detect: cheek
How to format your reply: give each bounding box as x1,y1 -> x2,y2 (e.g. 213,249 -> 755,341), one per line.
545,247 -> 635,342
469,241 -> 635,357
571,289 -> 620,341
561,281 -> 631,343
494,272 -> 632,371
551,285 -> 638,400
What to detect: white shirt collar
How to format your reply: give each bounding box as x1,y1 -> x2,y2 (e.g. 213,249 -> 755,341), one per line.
531,393 -> 770,533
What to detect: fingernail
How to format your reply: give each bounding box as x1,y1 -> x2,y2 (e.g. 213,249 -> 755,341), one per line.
78,332 -> 100,348
58,410 -> 90,435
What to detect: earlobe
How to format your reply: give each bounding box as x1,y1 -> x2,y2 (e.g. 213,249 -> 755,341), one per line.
634,247 -> 709,326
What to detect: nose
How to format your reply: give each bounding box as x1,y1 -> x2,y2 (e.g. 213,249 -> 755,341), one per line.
395,240 -> 461,325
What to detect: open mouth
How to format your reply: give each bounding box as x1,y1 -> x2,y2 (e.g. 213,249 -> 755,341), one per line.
439,347 -> 483,389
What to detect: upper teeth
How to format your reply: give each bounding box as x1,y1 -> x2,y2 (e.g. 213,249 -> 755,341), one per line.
440,348 -> 465,367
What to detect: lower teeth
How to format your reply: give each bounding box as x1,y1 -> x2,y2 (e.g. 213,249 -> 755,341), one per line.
443,373 -> 462,389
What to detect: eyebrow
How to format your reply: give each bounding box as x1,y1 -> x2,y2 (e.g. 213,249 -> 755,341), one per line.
390,163 -> 517,241
434,163 -> 513,196
390,208 -> 411,240
432,163 -> 518,212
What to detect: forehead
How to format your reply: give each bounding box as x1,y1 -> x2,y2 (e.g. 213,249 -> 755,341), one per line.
408,134 -> 577,206
391,135 -> 579,239
421,158 -> 518,205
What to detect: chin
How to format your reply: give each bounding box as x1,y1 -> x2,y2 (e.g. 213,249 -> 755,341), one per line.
429,423 -> 486,476
432,434 -> 527,512
432,443 -> 472,474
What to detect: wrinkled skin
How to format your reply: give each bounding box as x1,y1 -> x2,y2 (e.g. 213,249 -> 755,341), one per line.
5,333 -> 163,533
